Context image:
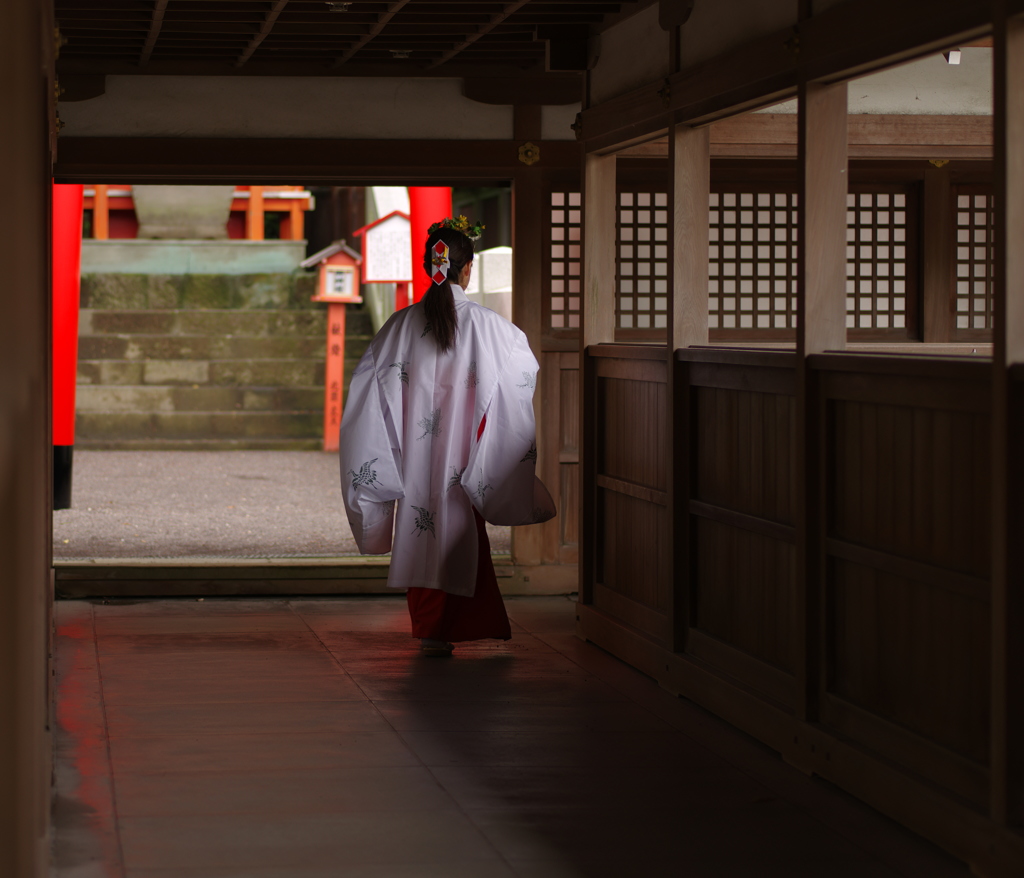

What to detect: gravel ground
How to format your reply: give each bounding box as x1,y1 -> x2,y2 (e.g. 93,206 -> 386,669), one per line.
53,450 -> 510,561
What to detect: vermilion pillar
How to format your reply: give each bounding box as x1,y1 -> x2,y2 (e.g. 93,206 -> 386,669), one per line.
408,187 -> 452,303
52,183 -> 85,509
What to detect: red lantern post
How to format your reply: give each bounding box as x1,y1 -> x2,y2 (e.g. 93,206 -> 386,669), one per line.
302,242 -> 363,452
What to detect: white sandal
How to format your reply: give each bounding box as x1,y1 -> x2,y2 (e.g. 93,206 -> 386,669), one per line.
421,638 -> 454,656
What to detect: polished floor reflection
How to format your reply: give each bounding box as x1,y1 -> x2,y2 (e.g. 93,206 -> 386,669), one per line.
53,595 -> 967,877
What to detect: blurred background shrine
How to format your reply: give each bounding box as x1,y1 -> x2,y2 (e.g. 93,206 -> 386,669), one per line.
76,183 -> 511,450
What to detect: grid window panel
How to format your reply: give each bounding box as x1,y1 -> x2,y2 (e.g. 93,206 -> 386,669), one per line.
709,191 -> 799,331
844,191 -> 910,330
548,191 -> 581,331
954,188 -> 995,332
616,191 -> 670,331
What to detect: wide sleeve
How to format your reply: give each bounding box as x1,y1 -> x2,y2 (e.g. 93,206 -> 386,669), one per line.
462,333 -> 556,526
338,350 -> 405,553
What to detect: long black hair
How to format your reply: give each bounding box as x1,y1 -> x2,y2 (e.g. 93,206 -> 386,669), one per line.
422,227 -> 474,354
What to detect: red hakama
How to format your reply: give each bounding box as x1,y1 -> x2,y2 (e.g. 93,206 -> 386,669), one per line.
406,509 -> 511,642
405,414 -> 511,643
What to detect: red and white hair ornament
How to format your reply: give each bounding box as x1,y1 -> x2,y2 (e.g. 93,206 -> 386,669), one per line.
430,240 -> 450,284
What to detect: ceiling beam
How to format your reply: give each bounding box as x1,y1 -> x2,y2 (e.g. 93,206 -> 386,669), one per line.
235,0 -> 289,68
426,0 -> 532,69
333,0 -> 413,66
138,0 -> 168,66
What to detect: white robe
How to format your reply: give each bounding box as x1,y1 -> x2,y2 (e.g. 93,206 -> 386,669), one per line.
338,284 -> 555,597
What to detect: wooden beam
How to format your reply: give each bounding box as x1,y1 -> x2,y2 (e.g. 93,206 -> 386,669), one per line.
138,0 -> 168,66
235,0 -> 290,69
54,137 -> 583,184
619,115 -> 995,160
427,0 -> 532,70
333,0 -> 413,67
578,0 -> 992,152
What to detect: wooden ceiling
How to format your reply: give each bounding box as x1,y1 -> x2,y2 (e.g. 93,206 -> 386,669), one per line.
55,0 -> 644,78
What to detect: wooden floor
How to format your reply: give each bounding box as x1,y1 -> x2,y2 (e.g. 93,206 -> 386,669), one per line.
53,595 -> 968,877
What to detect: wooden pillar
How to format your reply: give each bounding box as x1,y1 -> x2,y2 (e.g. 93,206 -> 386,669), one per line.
0,0 -> 54,873
246,185 -> 265,241
990,4 -> 1024,831
668,124 -> 710,650
922,166 -> 954,342
579,151 -> 617,605
794,80 -> 848,727
288,201 -> 304,241
92,184 -> 109,240
511,106 -> 546,568
670,125 -> 710,351
582,153 -> 617,346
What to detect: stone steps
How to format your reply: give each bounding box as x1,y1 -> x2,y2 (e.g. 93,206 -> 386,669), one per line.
77,411 -> 323,441
75,297 -> 374,450
76,385 -> 323,413
80,309 -> 326,337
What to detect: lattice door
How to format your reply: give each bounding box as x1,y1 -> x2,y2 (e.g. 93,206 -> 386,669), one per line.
547,190 -> 581,332
709,190 -> 798,331
545,182 -> 921,339
616,191 -> 670,332
845,187 -> 915,332
953,185 -> 995,334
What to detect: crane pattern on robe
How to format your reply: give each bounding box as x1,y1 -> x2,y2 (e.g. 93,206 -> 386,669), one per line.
411,506 -> 435,537
389,361 -> 410,384
348,458 -> 381,488
521,442 -> 537,463
417,408 -> 443,440
447,465 -> 466,492
465,360 -> 478,388
517,371 -> 536,389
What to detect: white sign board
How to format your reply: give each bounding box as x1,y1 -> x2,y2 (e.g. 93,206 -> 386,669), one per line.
362,213 -> 412,283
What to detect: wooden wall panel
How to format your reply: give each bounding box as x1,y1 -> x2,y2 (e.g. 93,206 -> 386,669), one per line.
599,489 -> 669,615
694,518 -> 796,672
694,386 -> 795,525
828,558 -> 990,767
598,374 -> 668,491
829,399 -> 991,578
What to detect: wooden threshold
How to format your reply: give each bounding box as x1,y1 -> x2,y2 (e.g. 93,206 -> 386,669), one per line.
52,555 -> 577,598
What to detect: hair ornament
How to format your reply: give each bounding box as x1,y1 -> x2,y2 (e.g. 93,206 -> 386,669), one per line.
428,215 -> 485,240
430,240 -> 451,284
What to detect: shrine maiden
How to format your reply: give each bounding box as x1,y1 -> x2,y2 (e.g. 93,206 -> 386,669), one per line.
338,218 -> 554,654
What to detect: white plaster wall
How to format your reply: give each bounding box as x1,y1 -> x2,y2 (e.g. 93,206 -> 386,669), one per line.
755,48 -> 992,115
679,0 -> 799,68
590,4 -> 671,105
59,75 -> 515,139
542,103 -> 581,141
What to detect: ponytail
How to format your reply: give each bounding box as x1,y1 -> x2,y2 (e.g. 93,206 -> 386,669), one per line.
423,279 -> 458,354
421,227 -> 475,355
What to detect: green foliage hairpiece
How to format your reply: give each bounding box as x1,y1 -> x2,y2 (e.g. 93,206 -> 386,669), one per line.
427,215 -> 485,240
